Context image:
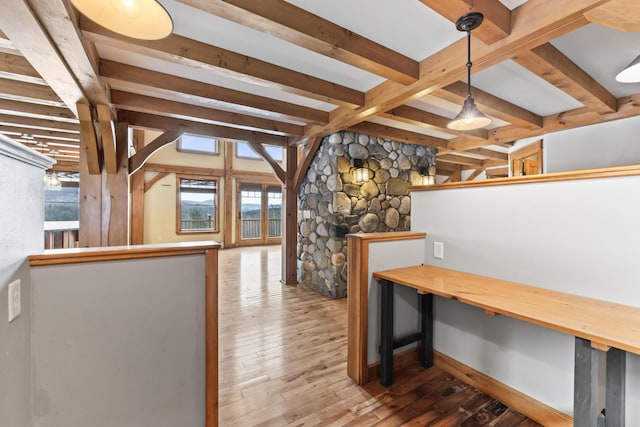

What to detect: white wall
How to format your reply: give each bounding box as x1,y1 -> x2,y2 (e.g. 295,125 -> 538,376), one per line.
410,174 -> 640,419
0,136 -> 51,427
30,255 -> 206,427
367,239 -> 424,364
544,115 -> 640,173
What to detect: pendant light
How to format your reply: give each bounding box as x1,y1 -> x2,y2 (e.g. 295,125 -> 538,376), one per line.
45,150 -> 62,191
447,12 -> 492,131
70,0 -> 173,40
616,54 -> 640,83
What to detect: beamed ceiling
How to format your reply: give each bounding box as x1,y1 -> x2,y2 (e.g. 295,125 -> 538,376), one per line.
0,0 -> 639,178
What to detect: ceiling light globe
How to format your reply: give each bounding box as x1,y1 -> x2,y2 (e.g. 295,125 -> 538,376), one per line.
71,0 -> 173,40
616,55 -> 640,83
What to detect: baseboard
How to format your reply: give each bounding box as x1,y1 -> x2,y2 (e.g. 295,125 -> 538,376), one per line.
366,348 -> 572,427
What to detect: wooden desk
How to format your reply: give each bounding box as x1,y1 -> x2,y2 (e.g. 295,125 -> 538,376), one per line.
373,264 -> 639,427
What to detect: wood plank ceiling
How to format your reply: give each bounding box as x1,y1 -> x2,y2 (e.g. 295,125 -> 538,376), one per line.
0,0 -> 639,180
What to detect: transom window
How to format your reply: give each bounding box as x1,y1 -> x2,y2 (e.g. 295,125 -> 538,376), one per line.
177,177 -> 218,233
177,134 -> 219,155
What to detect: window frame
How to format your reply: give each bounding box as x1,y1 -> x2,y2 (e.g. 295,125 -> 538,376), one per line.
235,141 -> 284,162
176,134 -> 220,156
176,174 -> 220,234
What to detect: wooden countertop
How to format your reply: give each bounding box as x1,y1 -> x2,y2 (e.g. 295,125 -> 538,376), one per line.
29,240 -> 221,266
373,264 -> 640,355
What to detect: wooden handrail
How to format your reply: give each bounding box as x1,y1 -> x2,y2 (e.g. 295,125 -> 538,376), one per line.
29,241 -> 220,266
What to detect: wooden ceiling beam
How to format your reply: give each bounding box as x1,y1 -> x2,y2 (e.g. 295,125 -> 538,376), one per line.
129,131 -> 182,174
97,104 -> 117,174
514,43 -> 617,113
463,148 -> 508,161
419,0 -> 512,44
111,90 -> 303,137
77,103 -> 101,174
81,19 -> 364,108
449,92 -> 640,151
436,81 -> 543,128
437,153 -> 484,168
0,0 -> 85,114
0,114 -> 79,132
25,0 -> 109,107
101,60 -> 328,125
0,77 -> 65,107
123,111 -> 288,147
0,29 -> 20,55
303,0 -> 606,140
179,0 -> 418,85
382,105 -> 489,139
246,140 -> 286,184
293,137 -> 322,192
0,98 -> 76,122
347,121 -> 449,149
0,52 -> 46,85
585,0 -> 640,32
0,125 -> 79,141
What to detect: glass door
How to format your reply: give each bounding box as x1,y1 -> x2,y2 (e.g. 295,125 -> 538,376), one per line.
239,185 -> 262,241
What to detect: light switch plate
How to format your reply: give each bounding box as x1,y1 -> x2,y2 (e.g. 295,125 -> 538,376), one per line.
8,279 -> 21,322
434,241 -> 444,259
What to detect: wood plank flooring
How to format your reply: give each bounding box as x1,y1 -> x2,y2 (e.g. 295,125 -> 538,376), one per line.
218,246 -> 543,426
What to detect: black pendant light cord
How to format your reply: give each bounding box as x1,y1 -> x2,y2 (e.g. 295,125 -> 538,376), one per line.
466,28 -> 472,99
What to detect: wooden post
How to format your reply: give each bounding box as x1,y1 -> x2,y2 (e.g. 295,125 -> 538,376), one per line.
281,144 -> 298,285
105,122 -> 129,246
78,106 -> 102,247
223,140 -> 234,248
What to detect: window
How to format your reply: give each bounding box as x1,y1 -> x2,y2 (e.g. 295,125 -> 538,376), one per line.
236,142 -> 283,161
177,134 -> 219,155
177,177 -> 218,233
44,172 -> 79,222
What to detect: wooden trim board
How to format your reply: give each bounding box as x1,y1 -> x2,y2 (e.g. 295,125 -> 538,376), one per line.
346,231 -> 427,385
366,348 -> 572,427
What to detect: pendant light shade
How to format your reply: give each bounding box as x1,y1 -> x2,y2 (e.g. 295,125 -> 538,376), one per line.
448,95 -> 493,131
616,54 -> 640,83
70,0 -> 173,40
447,12 -> 492,131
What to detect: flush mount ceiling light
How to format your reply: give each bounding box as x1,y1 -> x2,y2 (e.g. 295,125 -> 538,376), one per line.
70,0 -> 173,40
447,12 -> 492,131
616,54 -> 640,83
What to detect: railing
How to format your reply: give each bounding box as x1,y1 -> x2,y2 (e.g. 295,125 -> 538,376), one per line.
240,218 -> 281,239
181,218 -> 214,231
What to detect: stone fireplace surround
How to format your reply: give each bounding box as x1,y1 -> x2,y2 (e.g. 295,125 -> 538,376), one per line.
297,131 -> 436,298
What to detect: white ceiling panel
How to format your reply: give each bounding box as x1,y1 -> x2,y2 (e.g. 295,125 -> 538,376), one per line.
284,0 -> 463,61
96,44 -> 338,113
160,0 -> 385,91
368,116 -> 457,140
471,60 -> 584,116
551,23 -> 640,98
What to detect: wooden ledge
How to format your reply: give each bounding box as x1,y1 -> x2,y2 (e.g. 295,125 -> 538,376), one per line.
29,241 -> 221,266
347,231 -> 427,243
410,164 -> 640,192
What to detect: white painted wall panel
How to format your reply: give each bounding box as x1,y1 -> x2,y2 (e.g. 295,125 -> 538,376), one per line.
411,175 -> 640,418
367,239 -> 425,364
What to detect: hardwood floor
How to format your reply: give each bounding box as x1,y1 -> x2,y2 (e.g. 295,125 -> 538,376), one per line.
218,246 -> 543,426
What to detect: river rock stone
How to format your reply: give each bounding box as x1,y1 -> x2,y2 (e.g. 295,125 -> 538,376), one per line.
333,192 -> 351,215
353,198 -> 368,214
332,253 -> 346,266
337,156 -> 350,173
349,144 -> 369,159
327,174 -> 342,192
359,213 -> 379,233
300,221 -> 311,237
387,178 -> 409,195
399,196 -> 411,215
369,198 -> 381,213
385,208 -> 400,228
316,223 -> 329,237
360,180 -> 379,198
328,133 -> 342,144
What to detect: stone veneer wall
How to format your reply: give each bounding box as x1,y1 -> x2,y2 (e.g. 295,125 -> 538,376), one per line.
297,131 -> 436,298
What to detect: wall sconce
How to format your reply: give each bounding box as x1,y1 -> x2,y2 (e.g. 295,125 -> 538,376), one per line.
352,159 -> 370,183
419,167 -> 436,185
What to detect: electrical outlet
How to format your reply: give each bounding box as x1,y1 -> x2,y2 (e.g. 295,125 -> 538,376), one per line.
433,241 -> 444,259
8,279 -> 21,322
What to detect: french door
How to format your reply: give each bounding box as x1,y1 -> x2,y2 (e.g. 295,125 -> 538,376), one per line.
236,182 -> 282,246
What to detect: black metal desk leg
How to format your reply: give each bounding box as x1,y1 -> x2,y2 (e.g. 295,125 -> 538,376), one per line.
380,279 -> 394,387
419,293 -> 434,369
574,337 -> 600,427
605,347 -> 625,427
